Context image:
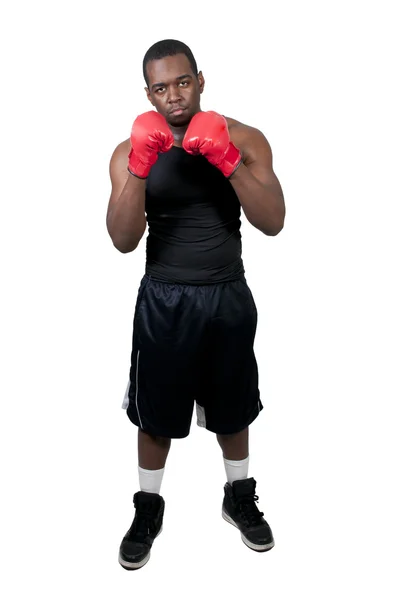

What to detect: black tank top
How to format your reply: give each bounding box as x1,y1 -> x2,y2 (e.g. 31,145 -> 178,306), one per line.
145,146 -> 245,284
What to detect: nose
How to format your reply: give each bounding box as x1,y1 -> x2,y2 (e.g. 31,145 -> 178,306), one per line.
167,84 -> 182,104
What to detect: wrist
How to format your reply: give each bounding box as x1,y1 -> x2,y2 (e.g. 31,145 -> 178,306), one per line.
127,167 -> 148,180
128,149 -> 153,179
227,158 -> 243,179
218,142 -> 242,178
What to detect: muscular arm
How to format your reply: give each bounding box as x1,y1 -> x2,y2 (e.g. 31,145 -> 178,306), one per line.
229,126 -> 285,236
106,141 -> 147,253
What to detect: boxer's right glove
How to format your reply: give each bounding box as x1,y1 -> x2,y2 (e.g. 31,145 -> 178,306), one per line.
128,111 -> 174,179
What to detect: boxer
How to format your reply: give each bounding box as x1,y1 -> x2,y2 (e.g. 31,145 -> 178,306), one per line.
106,39 -> 285,569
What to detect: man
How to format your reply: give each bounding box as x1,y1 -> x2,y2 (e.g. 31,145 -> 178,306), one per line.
106,39 -> 285,570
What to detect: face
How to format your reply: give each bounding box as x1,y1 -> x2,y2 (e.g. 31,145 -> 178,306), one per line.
145,53 -> 205,127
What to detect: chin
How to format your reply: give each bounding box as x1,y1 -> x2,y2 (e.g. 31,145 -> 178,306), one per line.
168,112 -> 193,127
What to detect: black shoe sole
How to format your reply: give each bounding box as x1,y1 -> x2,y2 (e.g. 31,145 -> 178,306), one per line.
118,526 -> 163,570
222,510 -> 275,552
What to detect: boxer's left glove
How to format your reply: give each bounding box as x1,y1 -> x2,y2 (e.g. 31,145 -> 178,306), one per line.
182,111 -> 242,178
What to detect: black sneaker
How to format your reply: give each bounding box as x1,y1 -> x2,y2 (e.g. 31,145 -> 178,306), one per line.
118,491 -> 165,570
222,477 -> 275,552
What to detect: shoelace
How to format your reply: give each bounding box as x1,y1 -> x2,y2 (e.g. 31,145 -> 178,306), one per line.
129,507 -> 157,541
237,494 -> 264,527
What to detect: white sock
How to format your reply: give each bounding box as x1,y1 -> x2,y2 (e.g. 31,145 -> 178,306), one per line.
223,456 -> 249,484
138,466 -> 165,494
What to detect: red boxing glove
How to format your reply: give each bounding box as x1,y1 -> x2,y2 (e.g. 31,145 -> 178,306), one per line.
182,111 -> 242,178
128,111 -> 174,178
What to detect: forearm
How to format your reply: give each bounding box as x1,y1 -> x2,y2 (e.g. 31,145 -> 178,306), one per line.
230,164 -> 285,235
106,174 -> 147,253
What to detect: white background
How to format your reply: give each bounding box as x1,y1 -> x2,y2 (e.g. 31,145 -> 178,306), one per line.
1,0 -> 397,597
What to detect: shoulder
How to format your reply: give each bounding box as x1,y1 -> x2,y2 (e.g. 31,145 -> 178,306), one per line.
109,138 -> 130,174
111,138 -> 130,161
109,138 -> 130,184
225,117 -> 272,164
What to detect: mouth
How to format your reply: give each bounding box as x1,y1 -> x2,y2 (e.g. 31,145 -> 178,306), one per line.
169,107 -> 187,116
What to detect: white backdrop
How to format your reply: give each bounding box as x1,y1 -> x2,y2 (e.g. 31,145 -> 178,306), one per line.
1,0 -> 397,597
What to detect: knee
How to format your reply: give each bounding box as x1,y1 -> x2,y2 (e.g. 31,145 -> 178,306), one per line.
217,427 -> 248,441
155,435 -> 171,448
140,429 -> 171,447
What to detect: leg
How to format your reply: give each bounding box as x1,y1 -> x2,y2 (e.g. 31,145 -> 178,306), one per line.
217,427 -> 249,484
120,277 -> 204,570
138,428 -> 171,470
217,427 -> 248,461
202,279 -> 273,551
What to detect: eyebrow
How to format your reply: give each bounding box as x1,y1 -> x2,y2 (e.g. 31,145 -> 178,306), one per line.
151,74 -> 193,91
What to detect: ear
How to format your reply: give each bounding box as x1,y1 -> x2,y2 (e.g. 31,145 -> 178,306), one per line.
197,71 -> 205,94
145,87 -> 154,106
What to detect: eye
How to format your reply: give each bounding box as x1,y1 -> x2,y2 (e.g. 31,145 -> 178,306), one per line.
155,87 -> 166,94
179,81 -> 189,87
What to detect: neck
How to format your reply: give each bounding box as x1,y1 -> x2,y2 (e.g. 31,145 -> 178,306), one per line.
169,124 -> 189,147
169,108 -> 202,147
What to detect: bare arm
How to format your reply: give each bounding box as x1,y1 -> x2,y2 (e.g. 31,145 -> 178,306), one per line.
106,140 -> 147,253
229,125 -> 285,236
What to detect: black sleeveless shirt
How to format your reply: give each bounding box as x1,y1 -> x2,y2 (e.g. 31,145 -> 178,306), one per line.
145,146 -> 245,285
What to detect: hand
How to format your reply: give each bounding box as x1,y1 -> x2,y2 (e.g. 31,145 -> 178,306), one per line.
182,111 -> 242,178
128,111 -> 174,178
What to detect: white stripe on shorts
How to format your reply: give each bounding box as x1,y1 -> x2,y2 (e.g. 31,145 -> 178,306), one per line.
121,380 -> 130,409
196,401 -> 206,428
135,350 -> 143,429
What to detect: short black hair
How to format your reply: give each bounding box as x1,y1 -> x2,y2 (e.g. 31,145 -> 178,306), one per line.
143,39 -> 198,86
